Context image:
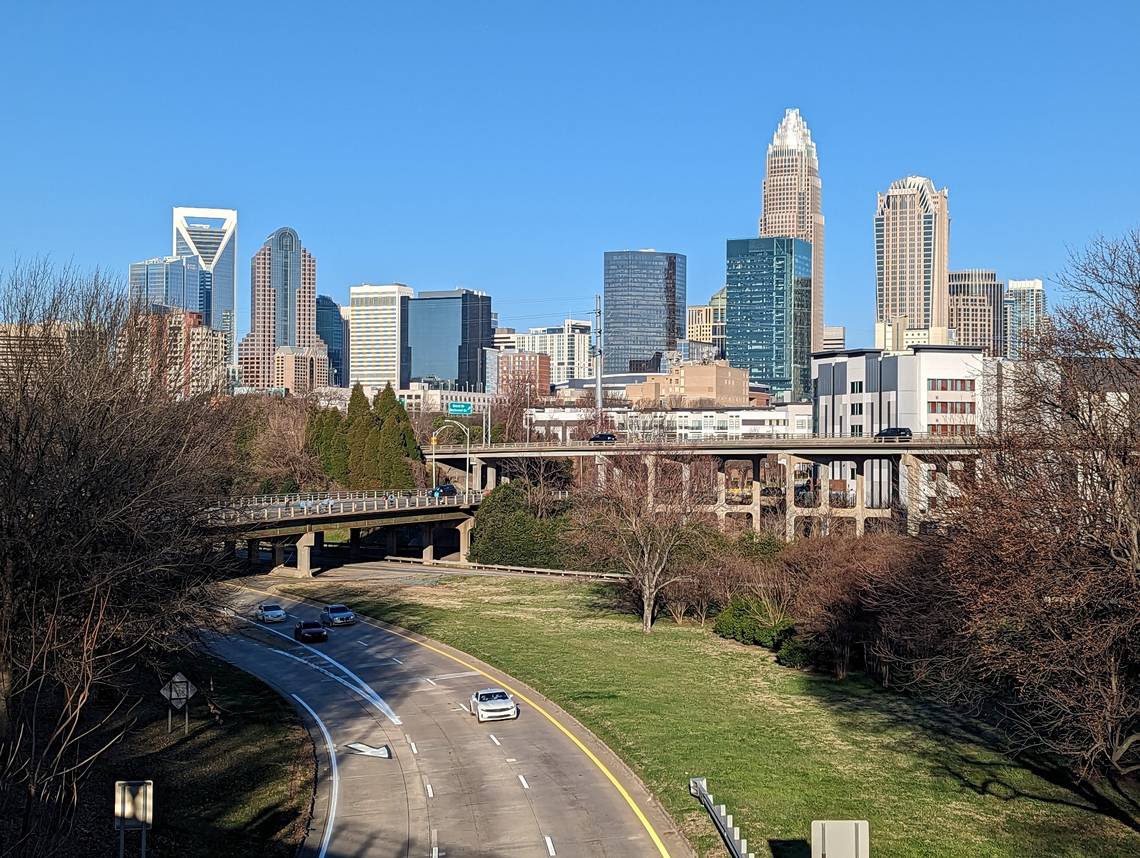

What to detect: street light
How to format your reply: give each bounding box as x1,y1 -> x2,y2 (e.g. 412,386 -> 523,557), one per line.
440,419 -> 471,495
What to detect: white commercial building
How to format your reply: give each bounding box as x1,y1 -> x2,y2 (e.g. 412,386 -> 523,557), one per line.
513,319 -> 593,386
524,404 -> 813,443
349,283 -> 412,395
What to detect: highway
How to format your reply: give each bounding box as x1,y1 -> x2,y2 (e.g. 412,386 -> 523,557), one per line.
209,586 -> 691,858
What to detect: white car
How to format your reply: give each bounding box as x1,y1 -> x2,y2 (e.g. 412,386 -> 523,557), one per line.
255,603 -> 287,623
469,687 -> 519,722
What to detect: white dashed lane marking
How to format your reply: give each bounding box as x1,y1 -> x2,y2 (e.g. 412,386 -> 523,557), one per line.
518,775 -> 530,789
489,734 -> 501,746
545,835 -> 556,856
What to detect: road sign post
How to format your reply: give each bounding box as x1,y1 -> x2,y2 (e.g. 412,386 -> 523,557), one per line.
160,672 -> 197,736
115,780 -> 153,858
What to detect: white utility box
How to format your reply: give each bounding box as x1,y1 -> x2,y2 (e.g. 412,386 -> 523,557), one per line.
811,820 -> 869,858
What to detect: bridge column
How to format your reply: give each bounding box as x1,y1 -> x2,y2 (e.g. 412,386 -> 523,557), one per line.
644,455 -> 656,510
716,460 -> 727,508
246,539 -> 260,567
472,459 -> 485,492
313,531 -> 324,551
781,453 -> 798,542
222,540 -> 235,559
349,528 -> 361,560
456,518 -> 474,563
421,524 -> 435,562
384,527 -> 398,558
296,532 -> 315,576
680,461 -> 691,503
901,453 -> 922,536
854,458 -> 867,537
486,463 -> 498,491
750,455 -> 763,532
273,541 -> 285,568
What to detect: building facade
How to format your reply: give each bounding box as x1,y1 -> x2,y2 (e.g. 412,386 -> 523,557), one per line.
513,318 -> 592,385
603,250 -> 686,374
687,286 -> 727,358
237,226 -> 328,393
725,237 -> 813,402
1004,278 -> 1048,358
524,403 -> 813,442
624,360 -> 749,408
948,269 -> 1004,356
407,288 -> 494,390
129,256 -> 201,313
348,283 -> 411,394
316,295 -> 348,386
874,177 -> 950,341
759,109 -> 824,351
172,207 -> 237,362
822,325 -> 846,351
133,308 -> 228,399
497,349 -> 552,397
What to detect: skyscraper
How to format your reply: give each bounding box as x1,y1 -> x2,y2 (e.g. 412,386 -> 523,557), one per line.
316,295 -> 348,387
603,250 -> 686,374
1004,278 -> 1048,358
513,319 -> 593,385
348,283 -> 412,393
237,227 -> 328,393
725,237 -> 813,402
687,286 -> 727,358
407,288 -> 493,390
874,177 -> 951,343
759,109 -> 824,351
172,207 -> 237,362
948,269 -> 1004,356
128,255 -> 201,312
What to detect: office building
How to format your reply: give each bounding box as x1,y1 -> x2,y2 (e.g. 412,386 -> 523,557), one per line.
132,307 -> 228,399
407,288 -> 493,390
493,327 -> 518,349
603,250 -> 686,374
874,177 -> 950,345
525,403 -> 813,443
339,304 -> 351,386
948,269 -> 1004,357
129,256 -> 201,313
822,325 -> 845,351
497,350 -> 552,398
513,319 -> 593,386
237,227 -> 328,394
725,237 -> 813,402
759,109 -> 825,351
1004,278 -> 1048,358
687,286 -> 727,358
624,360 -> 750,408
316,295 -> 349,386
172,207 -> 237,362
348,283 -> 412,394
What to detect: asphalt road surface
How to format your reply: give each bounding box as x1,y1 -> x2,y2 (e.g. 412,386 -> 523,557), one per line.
209,586 -> 692,858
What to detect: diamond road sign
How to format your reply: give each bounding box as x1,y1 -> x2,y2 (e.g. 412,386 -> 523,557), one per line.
447,401 -> 473,415
160,673 -> 197,711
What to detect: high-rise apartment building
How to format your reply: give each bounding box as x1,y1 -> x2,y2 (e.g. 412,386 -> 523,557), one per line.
687,286 -> 727,358
407,289 -> 494,390
822,325 -> 846,351
172,207 -> 237,362
129,256 -> 201,313
348,283 -> 412,394
132,307 -> 228,399
497,350 -> 552,397
603,250 -> 686,374
759,109 -> 824,351
237,227 -> 328,393
948,269 -> 1004,357
725,237 -> 813,402
316,295 -> 348,386
513,319 -> 593,385
874,177 -> 951,345
1004,278 -> 1048,358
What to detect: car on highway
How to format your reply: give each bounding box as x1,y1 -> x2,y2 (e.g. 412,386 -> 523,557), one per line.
320,604 -> 357,627
293,620 -> 328,643
469,687 -> 519,722
432,483 -> 459,498
589,432 -> 617,443
255,603 -> 288,623
874,427 -> 913,441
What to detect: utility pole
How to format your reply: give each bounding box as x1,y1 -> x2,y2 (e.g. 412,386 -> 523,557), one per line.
594,293 -> 603,431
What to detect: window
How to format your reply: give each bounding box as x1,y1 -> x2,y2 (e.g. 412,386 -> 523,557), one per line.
850,381 -> 863,394
850,402 -> 863,416
850,424 -> 863,437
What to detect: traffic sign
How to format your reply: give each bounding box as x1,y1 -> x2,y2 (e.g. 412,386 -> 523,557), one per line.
114,780 -> 153,830
447,402 -> 474,415
160,673 -> 197,710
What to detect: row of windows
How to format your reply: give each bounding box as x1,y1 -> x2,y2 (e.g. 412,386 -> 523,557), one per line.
930,423 -> 977,436
927,378 -> 976,391
928,401 -> 976,414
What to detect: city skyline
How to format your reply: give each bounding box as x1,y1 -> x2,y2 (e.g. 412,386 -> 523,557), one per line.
3,5 -> 1133,350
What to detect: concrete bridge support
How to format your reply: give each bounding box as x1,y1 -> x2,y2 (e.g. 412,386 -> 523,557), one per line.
295,532 -> 316,576
273,541 -> 286,568
349,528 -> 361,560
457,518 -> 474,563
246,539 -> 260,567
421,524 -> 435,562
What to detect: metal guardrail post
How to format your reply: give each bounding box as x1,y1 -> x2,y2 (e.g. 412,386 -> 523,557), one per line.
689,778 -> 754,858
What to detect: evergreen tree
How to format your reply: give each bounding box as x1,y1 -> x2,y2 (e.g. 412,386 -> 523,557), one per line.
347,382 -> 370,424
329,420 -> 350,484
372,383 -> 399,423
346,416 -> 373,486
379,414 -> 415,489
364,424 -> 384,485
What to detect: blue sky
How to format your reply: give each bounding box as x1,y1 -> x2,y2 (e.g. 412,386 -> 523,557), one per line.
2,1 -> 1137,347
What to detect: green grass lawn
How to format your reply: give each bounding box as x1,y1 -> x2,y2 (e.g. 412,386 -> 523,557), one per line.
74,654 -> 312,857
282,575 -> 1139,858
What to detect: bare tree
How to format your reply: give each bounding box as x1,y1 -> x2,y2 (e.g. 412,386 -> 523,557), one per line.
570,452 -> 717,632
0,262 -> 238,854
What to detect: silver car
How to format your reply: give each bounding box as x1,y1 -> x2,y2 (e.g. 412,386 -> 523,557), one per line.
469,687 -> 519,722
255,603 -> 287,623
320,604 -> 357,627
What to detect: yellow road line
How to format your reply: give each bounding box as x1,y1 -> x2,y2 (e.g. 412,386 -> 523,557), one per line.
228,582 -> 673,857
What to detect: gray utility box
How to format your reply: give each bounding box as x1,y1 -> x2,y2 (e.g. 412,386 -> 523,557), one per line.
811,820 -> 869,858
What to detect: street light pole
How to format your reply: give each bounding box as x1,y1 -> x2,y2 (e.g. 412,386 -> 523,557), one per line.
441,419 -> 471,494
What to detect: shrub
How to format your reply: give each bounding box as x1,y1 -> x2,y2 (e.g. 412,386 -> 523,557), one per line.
776,635 -> 816,669
713,597 -> 793,650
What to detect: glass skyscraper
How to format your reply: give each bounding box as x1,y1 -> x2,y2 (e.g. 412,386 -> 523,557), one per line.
1004,278 -> 1048,358
173,207 -> 238,363
316,295 -> 348,386
407,289 -> 493,390
128,255 -> 201,312
725,237 -> 813,402
603,250 -> 686,374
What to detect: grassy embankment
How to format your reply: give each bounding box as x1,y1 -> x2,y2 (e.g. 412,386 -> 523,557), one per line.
282,575 -> 1139,858
74,655 -> 312,857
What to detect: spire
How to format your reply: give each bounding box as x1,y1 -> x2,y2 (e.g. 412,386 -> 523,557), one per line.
769,108 -> 814,152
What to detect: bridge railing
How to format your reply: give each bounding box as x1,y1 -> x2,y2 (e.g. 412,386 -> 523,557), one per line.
211,490 -> 486,526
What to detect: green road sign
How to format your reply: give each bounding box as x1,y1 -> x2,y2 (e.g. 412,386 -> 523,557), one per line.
447,401 -> 474,415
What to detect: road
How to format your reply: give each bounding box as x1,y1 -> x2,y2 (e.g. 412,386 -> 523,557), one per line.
210,586 -> 691,858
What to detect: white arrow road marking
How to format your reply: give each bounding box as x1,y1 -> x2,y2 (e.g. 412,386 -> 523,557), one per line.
292,694 -> 337,858
343,742 -> 391,758
518,775 -> 530,789
269,648 -> 401,725
431,670 -> 481,681
489,734 -> 501,746
545,835 -> 556,856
